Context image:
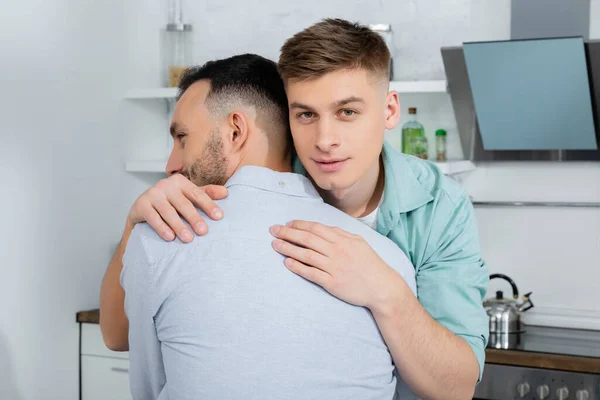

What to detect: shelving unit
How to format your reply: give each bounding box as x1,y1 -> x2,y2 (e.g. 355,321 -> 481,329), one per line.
389,80 -> 447,94
124,80 -> 473,176
431,160 -> 475,175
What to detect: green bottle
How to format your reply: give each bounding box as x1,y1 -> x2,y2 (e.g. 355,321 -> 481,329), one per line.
402,107 -> 425,155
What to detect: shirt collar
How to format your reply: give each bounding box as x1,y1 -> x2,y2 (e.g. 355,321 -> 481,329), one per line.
377,142 -> 434,234
225,165 -> 322,199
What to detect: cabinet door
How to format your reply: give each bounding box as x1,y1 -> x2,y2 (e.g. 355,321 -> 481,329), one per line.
81,324 -> 129,359
81,356 -> 131,400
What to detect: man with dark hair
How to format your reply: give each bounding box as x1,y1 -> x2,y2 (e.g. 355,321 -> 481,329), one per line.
115,53 -> 417,399
167,55 -> 291,186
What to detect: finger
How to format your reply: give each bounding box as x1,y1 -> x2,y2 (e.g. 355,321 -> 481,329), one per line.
153,198 -> 194,243
203,185 -> 228,200
284,258 -> 332,289
332,226 -> 357,239
270,225 -> 331,256
285,220 -> 340,243
184,185 -> 224,221
272,239 -> 330,270
143,206 -> 176,241
168,191 -> 208,236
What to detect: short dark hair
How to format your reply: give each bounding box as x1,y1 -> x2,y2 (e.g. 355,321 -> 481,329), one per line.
178,54 -> 290,150
279,18 -> 390,82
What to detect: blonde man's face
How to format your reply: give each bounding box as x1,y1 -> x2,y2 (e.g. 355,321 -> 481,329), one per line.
286,68 -> 400,196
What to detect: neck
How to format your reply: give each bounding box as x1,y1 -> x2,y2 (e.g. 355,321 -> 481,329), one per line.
236,141 -> 293,174
317,156 -> 385,218
263,150 -> 293,173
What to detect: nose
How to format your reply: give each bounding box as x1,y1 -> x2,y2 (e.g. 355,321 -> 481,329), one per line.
315,118 -> 341,152
165,147 -> 183,175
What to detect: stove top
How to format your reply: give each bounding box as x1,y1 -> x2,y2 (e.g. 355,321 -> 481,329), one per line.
487,324 -> 600,359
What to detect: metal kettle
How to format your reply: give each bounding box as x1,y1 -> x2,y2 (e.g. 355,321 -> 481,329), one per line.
483,274 -> 534,335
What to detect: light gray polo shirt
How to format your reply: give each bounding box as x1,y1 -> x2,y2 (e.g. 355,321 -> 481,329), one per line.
122,166 -> 417,400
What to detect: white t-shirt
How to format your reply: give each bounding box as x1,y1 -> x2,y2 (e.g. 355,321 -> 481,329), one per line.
356,196 -> 383,230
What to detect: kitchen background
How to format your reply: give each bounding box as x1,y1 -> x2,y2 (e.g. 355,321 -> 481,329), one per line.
1,0 -> 599,399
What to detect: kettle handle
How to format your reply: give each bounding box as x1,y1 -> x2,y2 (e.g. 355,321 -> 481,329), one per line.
489,273 -> 519,299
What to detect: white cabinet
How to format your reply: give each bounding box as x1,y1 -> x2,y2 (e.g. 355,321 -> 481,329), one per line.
81,356 -> 131,400
80,324 -> 131,400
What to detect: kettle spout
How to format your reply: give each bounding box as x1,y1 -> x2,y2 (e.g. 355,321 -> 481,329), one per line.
518,291 -> 534,312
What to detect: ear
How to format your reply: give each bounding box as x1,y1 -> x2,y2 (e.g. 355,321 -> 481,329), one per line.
384,90 -> 401,130
226,111 -> 250,153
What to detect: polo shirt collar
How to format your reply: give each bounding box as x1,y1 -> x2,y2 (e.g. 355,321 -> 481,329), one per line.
225,165 -> 322,199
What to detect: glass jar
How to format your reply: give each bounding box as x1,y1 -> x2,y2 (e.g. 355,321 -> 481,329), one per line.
368,24 -> 394,80
163,23 -> 193,87
435,129 -> 447,161
408,136 -> 429,160
402,107 -> 425,154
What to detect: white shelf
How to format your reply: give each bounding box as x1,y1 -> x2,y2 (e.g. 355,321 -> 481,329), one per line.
390,80 -> 447,94
124,88 -> 178,100
124,80 -> 447,100
125,160 -> 167,172
432,160 -> 475,175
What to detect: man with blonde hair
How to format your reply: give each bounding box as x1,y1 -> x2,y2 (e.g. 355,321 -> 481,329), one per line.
102,19 -> 488,400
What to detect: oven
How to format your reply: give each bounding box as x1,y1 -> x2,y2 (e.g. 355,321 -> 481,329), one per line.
474,364 -> 599,400
473,325 -> 600,400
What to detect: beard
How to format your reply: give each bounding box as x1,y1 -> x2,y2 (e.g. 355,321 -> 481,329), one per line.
181,129 -> 228,187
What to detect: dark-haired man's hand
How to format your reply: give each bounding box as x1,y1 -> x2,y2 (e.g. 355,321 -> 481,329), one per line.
128,174 -> 228,242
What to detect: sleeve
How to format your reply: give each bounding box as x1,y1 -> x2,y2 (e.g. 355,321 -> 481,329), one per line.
417,193 -> 489,381
121,227 -> 167,399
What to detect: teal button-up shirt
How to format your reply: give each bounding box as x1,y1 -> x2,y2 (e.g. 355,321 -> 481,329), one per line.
376,142 -> 489,376
294,141 -> 489,377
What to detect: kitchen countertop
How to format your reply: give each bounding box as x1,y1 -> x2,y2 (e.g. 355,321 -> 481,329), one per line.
485,348 -> 600,374
77,309 -> 100,324
77,309 -> 600,373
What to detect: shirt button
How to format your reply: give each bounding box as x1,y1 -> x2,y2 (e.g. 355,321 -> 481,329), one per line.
278,181 -> 286,188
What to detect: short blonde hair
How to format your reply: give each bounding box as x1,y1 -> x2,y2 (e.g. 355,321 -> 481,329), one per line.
278,18 -> 390,82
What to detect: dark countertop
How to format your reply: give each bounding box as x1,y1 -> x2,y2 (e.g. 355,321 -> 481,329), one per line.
485,348 -> 600,374
77,309 -> 100,324
77,309 -> 600,373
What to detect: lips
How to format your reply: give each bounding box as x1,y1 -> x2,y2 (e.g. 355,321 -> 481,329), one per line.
312,157 -> 349,172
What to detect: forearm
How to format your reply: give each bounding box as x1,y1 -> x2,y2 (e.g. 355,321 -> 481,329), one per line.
99,220 -> 134,351
371,275 -> 480,400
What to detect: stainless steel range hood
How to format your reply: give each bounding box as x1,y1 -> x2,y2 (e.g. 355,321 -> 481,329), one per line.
441,39 -> 600,161
441,0 -> 599,162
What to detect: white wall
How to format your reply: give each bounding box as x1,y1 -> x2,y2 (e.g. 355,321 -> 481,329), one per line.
453,2 -> 600,330
457,163 -> 600,329
1,1 -> 599,399
0,0 -> 150,399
